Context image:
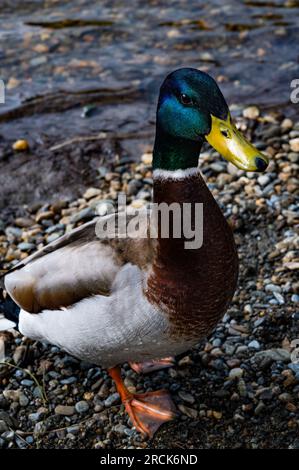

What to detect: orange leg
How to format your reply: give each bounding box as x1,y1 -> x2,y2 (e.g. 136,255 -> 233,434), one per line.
129,356 -> 175,374
108,366 -> 178,438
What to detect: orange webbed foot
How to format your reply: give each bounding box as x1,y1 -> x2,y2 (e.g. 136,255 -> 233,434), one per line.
124,390 -> 178,437
129,356 -> 175,374
108,366 -> 178,438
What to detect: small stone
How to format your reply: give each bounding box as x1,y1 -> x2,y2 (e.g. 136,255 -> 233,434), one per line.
243,304 -> 253,315
14,217 -> 35,228
28,412 -> 43,422
7,77 -> 20,89
19,393 -> 29,407
265,283 -> 281,293
281,118 -> 293,130
178,391 -> 195,404
104,393 -> 120,407
273,292 -> 285,305
258,175 -> 270,187
13,139 -> 29,151
178,355 -> 193,367
3,390 -> 20,402
141,153 -> 152,165
66,425 -> 80,435
291,294 -> 299,303
254,402 -> 266,415
254,348 -> 291,363
1,430 -> 15,441
178,404 -> 198,419
17,242 -> 35,252
97,382 -> 109,398
284,262 -> 299,271
229,368 -> 244,379
130,199 -> 146,209
290,138 -> 299,152
34,422 -> 47,436
83,187 -> 101,200
75,401 -> 89,414
212,411 -> 222,420
278,393 -> 293,403
114,424 -> 129,436
288,152 -> 299,163
210,163 -> 225,173
35,211 -> 54,223
13,346 -> 26,364
20,379 -> 34,387
243,106 -> 260,119
248,340 -> 260,350
60,376 -> 77,385
0,420 -> 8,433
70,207 -> 95,224
54,405 -> 75,416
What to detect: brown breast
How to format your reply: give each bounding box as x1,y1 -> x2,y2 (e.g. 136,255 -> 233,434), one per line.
145,172 -> 238,341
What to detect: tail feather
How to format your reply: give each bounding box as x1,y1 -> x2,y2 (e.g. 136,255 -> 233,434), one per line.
0,289 -> 20,331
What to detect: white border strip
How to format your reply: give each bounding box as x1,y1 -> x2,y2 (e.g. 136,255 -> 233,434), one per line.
153,167 -> 200,180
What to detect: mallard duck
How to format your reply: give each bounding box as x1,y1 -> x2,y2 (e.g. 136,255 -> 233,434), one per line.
0,68 -> 268,437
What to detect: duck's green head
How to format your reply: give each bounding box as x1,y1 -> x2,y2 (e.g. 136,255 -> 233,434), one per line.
154,68 -> 268,172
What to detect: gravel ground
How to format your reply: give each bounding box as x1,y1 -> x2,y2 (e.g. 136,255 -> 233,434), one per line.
0,108 -> 298,449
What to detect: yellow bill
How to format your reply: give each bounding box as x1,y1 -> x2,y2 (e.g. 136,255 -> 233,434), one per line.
206,114 -> 269,172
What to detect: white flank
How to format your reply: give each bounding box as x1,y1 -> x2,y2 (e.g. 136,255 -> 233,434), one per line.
153,167 -> 200,180
0,315 -> 16,331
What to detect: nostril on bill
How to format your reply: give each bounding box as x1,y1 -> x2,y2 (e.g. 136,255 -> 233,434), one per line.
255,156 -> 268,172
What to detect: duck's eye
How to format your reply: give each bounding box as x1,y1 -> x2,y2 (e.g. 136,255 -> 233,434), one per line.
220,129 -> 231,138
180,93 -> 193,105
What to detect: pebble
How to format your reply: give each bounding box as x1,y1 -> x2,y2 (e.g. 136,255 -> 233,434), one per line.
3,390 -> 20,402
273,292 -> 285,305
178,391 -> 195,404
54,405 -> 75,416
20,379 -> 34,387
178,404 -> 198,419
289,138 -> 299,152
278,393 -> 293,403
83,187 -> 101,200
280,118 -> 293,130
19,393 -> 29,407
141,153 -> 152,165
257,175 -> 270,187
248,340 -> 260,350
228,368 -> 243,379
114,424 -> 131,436
104,393 -> 120,407
28,412 -> 43,422
70,207 -> 95,223
75,401 -> 89,414
60,376 -> 77,385
18,242 -> 36,252
0,421 -> 8,433
1,430 -> 15,442
254,348 -> 291,363
254,402 -> 266,416
12,139 -> 29,151
243,106 -> 260,119
265,283 -> 281,293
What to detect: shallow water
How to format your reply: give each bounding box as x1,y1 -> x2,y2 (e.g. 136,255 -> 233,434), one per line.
0,0 -> 299,133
